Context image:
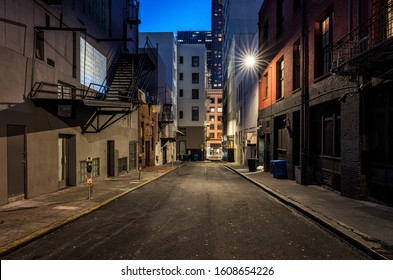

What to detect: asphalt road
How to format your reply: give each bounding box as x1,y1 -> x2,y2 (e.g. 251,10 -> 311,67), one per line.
3,162 -> 370,259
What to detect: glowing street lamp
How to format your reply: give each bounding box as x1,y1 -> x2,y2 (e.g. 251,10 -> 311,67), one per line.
245,55 -> 256,67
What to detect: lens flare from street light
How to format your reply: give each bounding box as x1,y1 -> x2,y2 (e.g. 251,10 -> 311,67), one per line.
245,55 -> 256,67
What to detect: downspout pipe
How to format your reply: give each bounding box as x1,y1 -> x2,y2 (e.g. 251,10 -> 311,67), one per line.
300,0 -> 309,185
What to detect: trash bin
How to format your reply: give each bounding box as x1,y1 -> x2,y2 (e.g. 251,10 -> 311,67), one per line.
274,160 -> 287,179
183,154 -> 190,161
227,148 -> 234,162
247,158 -> 258,172
270,160 -> 287,179
193,154 -> 199,161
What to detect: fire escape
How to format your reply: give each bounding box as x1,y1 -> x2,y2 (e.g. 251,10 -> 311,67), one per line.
331,2 -> 393,80
29,0 -> 157,134
157,88 -> 175,147
331,2 -> 393,200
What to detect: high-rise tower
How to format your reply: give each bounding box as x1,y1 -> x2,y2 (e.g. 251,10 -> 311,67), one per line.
211,0 -> 224,89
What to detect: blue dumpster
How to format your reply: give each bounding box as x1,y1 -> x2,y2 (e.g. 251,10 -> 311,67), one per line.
193,154 -> 199,161
270,160 -> 287,179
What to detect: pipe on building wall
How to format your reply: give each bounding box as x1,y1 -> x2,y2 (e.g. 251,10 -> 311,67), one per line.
349,0 -> 353,33
300,0 -> 309,185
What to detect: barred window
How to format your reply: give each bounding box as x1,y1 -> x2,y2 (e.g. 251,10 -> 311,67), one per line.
80,158 -> 100,182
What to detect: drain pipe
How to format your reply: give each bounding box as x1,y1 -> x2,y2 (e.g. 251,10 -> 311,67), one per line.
300,0 -> 309,185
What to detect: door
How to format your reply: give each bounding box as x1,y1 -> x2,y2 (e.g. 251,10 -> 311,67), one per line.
7,125 -> 26,200
58,135 -> 76,189
163,146 -> 167,164
129,142 -> 137,170
107,141 -> 115,176
145,141 -> 151,167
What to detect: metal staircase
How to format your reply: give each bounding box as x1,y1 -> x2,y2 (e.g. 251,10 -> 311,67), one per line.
159,103 -> 176,146
29,38 -> 158,134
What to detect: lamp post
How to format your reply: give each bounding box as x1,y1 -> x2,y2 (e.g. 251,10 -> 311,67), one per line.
244,55 -> 272,170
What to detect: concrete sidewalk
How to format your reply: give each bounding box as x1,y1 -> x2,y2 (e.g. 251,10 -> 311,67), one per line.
225,164 -> 393,259
0,163 -> 182,257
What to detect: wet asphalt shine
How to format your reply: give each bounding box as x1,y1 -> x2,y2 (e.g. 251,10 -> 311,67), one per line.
3,162 -> 371,260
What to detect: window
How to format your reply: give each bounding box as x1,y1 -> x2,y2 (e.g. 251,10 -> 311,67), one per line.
264,72 -> 269,98
210,115 -> 215,122
35,29 -> 45,60
209,133 -> 215,139
210,124 -> 215,130
237,107 -> 242,125
192,89 -> 199,99
322,114 -> 340,157
293,39 -> 301,91
192,73 -> 199,83
210,98 -> 215,104
80,158 -> 100,182
277,126 -> 288,151
277,58 -> 284,99
321,16 -> 332,75
192,107 -> 199,121
179,111 -> 183,119
180,56 -> 184,64
218,98 -> 222,104
312,101 -> 341,158
179,89 -> 183,97
179,73 -> 184,80
192,56 -> 199,67
315,14 -> 333,77
80,37 -> 106,91
210,107 -> 215,112
218,107 -> 222,113
277,0 -> 284,36
118,157 -> 128,174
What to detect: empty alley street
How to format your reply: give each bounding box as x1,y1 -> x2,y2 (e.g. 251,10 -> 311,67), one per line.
3,162 -> 370,260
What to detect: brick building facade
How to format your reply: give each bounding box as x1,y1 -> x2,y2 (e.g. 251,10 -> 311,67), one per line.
257,0 -> 393,205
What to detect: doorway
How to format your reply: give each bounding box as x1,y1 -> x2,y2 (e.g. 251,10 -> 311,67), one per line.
145,141 -> 151,166
107,141 -> 115,177
58,135 -> 76,189
7,125 -> 26,201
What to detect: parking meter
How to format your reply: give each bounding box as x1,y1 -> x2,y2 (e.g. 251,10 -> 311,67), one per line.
86,156 -> 93,173
138,153 -> 143,179
85,156 -> 93,200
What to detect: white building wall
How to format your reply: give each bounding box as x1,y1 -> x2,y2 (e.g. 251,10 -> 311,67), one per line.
0,0 -> 139,205
177,44 -> 207,158
177,44 -> 206,127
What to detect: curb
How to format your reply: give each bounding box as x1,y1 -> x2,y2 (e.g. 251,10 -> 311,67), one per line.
224,164 -> 388,260
0,165 -> 183,258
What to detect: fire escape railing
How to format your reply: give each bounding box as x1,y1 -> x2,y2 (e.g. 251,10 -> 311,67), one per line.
29,81 -> 143,105
332,2 -> 393,71
130,37 -> 158,96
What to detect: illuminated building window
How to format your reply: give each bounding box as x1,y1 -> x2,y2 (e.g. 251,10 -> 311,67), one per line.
80,37 -> 106,91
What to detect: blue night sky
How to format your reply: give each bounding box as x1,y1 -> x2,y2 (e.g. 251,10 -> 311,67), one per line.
139,0 -> 212,34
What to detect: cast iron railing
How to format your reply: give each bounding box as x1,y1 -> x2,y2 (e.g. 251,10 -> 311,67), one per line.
332,2 -> 393,70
